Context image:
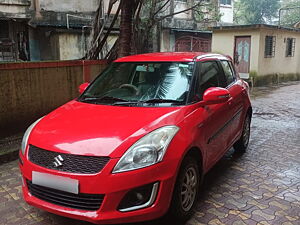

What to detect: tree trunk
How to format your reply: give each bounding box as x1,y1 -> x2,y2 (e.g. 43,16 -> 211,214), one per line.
119,0 -> 134,57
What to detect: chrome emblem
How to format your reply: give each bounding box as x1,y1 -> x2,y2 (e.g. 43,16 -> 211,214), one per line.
53,155 -> 64,168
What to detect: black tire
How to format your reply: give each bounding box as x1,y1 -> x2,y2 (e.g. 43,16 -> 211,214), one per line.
234,114 -> 251,153
169,156 -> 201,222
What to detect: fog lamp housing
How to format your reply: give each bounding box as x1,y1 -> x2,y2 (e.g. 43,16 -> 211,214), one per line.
118,182 -> 159,212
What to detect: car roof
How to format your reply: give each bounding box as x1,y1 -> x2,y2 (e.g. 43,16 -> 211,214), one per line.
114,52 -> 229,62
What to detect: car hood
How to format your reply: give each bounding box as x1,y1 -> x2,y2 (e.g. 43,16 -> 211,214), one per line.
30,100 -> 186,158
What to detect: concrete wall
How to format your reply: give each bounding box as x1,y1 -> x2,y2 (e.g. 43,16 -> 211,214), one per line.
28,30 -> 91,61
212,29 -> 261,73
0,0 -> 30,18
258,28 -> 300,75
57,33 -> 87,60
55,33 -> 116,61
103,0 -> 119,15
0,60 -> 107,138
173,1 -> 192,19
39,0 -> 98,12
160,29 -> 172,52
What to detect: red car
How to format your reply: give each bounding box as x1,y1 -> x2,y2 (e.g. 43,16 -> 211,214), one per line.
19,52 -> 252,224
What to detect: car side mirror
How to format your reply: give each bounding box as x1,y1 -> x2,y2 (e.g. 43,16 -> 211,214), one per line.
79,82 -> 90,94
202,87 -> 231,105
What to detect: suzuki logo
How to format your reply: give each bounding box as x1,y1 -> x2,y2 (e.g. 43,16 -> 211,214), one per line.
53,155 -> 64,168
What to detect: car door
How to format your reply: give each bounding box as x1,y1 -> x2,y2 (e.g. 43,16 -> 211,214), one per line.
194,60 -> 233,170
219,60 -> 245,147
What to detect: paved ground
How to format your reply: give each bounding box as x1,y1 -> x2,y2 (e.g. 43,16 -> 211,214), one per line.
0,81 -> 299,225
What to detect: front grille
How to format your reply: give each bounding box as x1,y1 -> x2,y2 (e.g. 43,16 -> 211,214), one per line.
26,180 -> 104,211
28,145 -> 110,174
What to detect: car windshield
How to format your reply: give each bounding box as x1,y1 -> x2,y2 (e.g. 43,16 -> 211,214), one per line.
79,62 -> 194,106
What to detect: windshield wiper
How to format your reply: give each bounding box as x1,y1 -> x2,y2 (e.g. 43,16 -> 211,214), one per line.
113,99 -> 182,106
81,96 -> 128,103
141,99 -> 183,104
81,96 -> 183,106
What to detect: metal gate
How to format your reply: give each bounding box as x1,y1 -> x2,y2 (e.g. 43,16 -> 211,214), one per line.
175,36 -> 211,52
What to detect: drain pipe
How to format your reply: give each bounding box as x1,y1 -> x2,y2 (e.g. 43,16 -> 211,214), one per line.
82,26 -> 91,56
31,0 -> 42,18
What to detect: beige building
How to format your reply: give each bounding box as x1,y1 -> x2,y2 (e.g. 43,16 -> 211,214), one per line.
212,24 -> 300,80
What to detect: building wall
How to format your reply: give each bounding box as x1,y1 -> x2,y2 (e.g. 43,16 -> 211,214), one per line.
28,31 -> 91,61
39,0 -> 98,12
173,1 -> 192,19
103,0 -> 119,15
171,0 -> 233,23
212,29 -> 261,73
219,4 -> 234,24
0,0 -> 30,17
54,32 -> 116,61
160,29 -> 172,52
58,33 -> 87,60
257,28 -> 300,75
28,27 -> 59,61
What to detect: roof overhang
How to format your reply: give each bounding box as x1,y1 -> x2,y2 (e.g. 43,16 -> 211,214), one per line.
171,29 -> 212,34
212,24 -> 300,33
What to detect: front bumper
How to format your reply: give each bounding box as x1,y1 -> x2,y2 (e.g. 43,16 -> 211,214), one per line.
19,152 -> 179,224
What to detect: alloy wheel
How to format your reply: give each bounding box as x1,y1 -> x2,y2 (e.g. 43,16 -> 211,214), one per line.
181,167 -> 198,212
243,116 -> 251,147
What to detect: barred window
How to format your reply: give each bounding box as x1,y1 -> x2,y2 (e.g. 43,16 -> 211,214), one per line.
265,36 -> 276,58
286,38 -> 296,57
220,0 -> 231,5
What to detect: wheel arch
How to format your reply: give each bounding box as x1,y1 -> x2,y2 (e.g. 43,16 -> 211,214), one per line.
247,106 -> 253,121
167,146 -> 204,220
245,106 -> 253,122
183,146 -> 204,174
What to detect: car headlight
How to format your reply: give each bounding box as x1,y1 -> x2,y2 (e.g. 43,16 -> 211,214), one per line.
112,126 -> 179,173
21,117 -> 43,155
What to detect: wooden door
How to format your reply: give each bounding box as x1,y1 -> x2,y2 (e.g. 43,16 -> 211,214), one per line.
234,36 -> 251,79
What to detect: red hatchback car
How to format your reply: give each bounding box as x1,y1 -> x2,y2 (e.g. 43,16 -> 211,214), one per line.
19,52 -> 252,224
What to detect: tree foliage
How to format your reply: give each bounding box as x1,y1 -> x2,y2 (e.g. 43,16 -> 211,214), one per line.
234,0 -> 280,25
193,0 -> 221,24
280,0 -> 300,27
86,0 -> 219,60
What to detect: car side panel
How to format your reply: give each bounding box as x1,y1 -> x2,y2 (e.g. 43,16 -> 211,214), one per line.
225,81 -> 246,147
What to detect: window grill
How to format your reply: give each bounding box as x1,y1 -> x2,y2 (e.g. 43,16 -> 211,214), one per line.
286,38 -> 295,57
264,36 -> 276,58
